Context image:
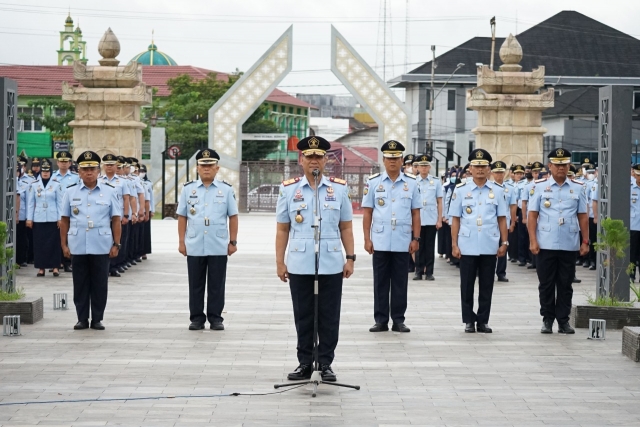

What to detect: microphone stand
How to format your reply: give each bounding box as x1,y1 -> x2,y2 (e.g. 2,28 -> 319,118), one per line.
275,170 -> 360,397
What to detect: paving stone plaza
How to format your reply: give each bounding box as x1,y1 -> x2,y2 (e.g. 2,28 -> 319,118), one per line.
1,215 -> 639,426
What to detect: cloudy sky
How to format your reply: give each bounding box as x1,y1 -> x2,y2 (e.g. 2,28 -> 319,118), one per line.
2,0 -> 639,96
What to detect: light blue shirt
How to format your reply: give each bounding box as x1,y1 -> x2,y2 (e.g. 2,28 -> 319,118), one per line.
17,178 -> 29,221
516,179 -> 533,209
177,178 -> 239,257
142,179 -> 154,212
27,178 -> 63,222
586,179 -> 598,218
61,181 -> 121,255
276,175 -> 352,275
362,171 -> 421,252
449,180 -> 507,256
528,177 -> 587,251
51,170 -> 79,192
499,181 -> 517,224
100,174 -> 129,216
416,174 -> 443,226
631,182 -> 640,231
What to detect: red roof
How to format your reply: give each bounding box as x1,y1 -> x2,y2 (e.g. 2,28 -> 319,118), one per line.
0,65 -> 315,109
329,141 -> 378,166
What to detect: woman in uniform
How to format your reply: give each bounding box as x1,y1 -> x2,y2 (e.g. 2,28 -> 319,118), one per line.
26,160 -> 64,277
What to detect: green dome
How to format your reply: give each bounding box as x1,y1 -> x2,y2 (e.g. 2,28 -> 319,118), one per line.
130,42 -> 177,66
65,14 -> 73,25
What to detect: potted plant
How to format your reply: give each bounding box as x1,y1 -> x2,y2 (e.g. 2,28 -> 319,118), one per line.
571,218 -> 640,329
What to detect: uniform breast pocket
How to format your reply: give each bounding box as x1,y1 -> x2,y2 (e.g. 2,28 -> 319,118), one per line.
290,203 -> 309,223
213,199 -> 227,212
539,223 -> 551,232
99,228 -> 112,236
401,195 -> 412,207
322,202 -> 340,222
70,202 -> 81,215
459,226 -> 470,237
289,240 -> 306,253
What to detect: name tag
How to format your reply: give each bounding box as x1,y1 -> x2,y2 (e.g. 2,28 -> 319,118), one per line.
73,198 -> 81,201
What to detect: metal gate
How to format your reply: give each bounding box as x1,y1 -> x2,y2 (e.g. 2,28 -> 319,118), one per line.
239,161 -> 379,212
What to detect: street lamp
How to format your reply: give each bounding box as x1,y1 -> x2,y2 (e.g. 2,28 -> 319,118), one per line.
426,62 -> 465,154
150,112 -> 157,127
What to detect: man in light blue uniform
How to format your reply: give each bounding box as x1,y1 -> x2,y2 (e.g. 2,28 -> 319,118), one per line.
60,151 -> 122,331
413,153 -> 443,281
53,150 -> 79,272
528,148 -> 589,334
177,149 -> 238,332
450,149 -> 508,333
363,140 -> 421,333
630,164 -> 640,281
275,136 -> 354,383
100,153 -> 130,277
584,163 -> 598,270
491,160 -> 516,282
521,161 -> 543,270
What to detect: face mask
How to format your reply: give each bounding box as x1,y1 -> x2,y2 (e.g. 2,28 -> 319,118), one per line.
139,172 -> 146,179
450,177 -> 457,184
460,177 -> 467,184
525,173 -> 533,180
586,173 -> 595,181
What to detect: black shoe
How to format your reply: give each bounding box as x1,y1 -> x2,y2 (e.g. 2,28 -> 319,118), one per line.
476,323 -> 492,333
391,323 -> 410,333
541,320 -> 553,334
576,259 -> 583,265
118,268 -> 126,274
188,322 -> 205,330
527,265 -> 536,269
130,260 -> 137,266
320,365 -> 337,382
64,265 -> 72,273
369,323 -> 389,332
90,321 -> 105,330
135,258 -> 142,263
287,364 -> 312,380
125,263 -> 131,268
210,322 -> 224,331
19,262 -> 28,268
425,275 -> 435,281
109,271 -> 121,277
74,320 -> 89,330
412,273 -> 422,281
518,262 -> 526,267
52,271 -> 60,277
589,263 -> 596,270
583,261 -> 590,268
510,259 -> 517,263
465,322 -> 476,333
37,270 -> 45,277
572,276 -> 582,283
497,276 -> 509,282
558,322 -> 575,334
49,269 -> 53,272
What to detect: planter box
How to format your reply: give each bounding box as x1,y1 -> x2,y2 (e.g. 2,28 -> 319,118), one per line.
622,327 -> 640,362
570,305 -> 640,329
0,297 -> 43,324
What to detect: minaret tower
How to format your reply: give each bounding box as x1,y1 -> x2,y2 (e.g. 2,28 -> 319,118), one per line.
57,12 -> 88,65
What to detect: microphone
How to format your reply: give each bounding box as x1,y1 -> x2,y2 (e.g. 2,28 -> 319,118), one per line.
312,169 -> 320,177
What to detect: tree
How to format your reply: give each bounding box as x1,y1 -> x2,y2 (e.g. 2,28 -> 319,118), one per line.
18,99 -> 74,140
159,73 -> 282,160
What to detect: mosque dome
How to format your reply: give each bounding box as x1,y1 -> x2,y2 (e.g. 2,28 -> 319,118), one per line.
130,41 -> 177,66
65,14 -> 73,25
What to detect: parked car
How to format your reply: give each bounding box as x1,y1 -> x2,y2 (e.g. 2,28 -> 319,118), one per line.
247,184 -> 280,211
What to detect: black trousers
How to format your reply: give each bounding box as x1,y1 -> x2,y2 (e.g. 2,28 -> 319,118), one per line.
26,226 -> 34,263
631,230 -> 640,278
289,272 -> 343,366
373,251 -> 409,324
16,220 -> 28,265
588,218 -> 597,265
72,254 -> 110,322
136,221 -> 145,258
536,249 -> 576,324
416,225 -> 437,275
517,220 -> 529,263
127,223 -> 138,262
496,254 -> 507,278
187,255 -> 227,324
118,222 -> 130,267
459,255 -> 497,324
437,225 -> 447,255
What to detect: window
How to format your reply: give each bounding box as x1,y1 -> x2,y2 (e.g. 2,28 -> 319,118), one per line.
18,107 -> 43,131
447,90 -> 456,111
446,141 -> 454,161
634,91 -> 640,110
54,108 -> 67,117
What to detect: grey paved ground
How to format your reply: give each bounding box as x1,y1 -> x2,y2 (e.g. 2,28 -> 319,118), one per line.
1,214 -> 639,427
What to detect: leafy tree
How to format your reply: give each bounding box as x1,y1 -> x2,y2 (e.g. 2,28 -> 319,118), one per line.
159,73 -> 282,160
18,99 -> 74,140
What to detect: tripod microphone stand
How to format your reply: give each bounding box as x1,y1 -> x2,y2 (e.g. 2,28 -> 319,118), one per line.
275,169 -> 360,397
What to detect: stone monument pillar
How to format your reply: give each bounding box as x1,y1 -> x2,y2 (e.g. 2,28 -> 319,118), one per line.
467,34 -> 554,165
62,28 -> 152,158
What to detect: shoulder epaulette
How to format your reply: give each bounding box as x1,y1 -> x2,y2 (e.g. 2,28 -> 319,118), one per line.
183,180 -> 194,186
66,183 -> 77,188
51,178 -> 59,182
282,177 -> 301,186
571,178 -> 584,185
368,172 -> 380,180
456,182 -> 466,188
104,182 -> 115,188
222,180 -> 232,187
535,178 -> 546,183
493,182 -> 503,188
329,177 -> 347,185
404,172 -> 416,179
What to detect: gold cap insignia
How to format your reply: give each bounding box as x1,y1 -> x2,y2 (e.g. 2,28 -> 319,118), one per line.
202,150 -> 211,158
309,137 -> 320,148
557,149 -> 564,157
584,158 -> 589,163
84,152 -> 92,160
388,141 -> 397,149
476,150 -> 484,159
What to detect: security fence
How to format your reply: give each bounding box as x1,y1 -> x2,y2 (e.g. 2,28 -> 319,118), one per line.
239,161 -> 380,213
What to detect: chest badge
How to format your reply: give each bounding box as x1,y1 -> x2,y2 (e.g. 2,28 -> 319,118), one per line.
489,190 -> 495,199
192,190 -> 196,195
466,206 -> 472,214
544,200 -> 551,208
403,183 -> 409,191
190,206 -> 196,215
377,198 -> 385,206
295,210 -> 304,223
429,180 -> 434,185
72,206 -> 79,215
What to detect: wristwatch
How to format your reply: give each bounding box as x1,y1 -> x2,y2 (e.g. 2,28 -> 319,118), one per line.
113,242 -> 121,249
412,236 -> 421,242
582,239 -> 589,245
229,240 -> 237,246
346,254 -> 356,261
502,241 -> 509,246
124,215 -> 129,219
